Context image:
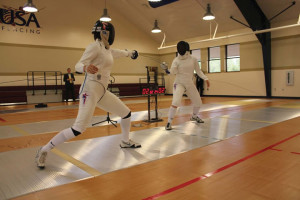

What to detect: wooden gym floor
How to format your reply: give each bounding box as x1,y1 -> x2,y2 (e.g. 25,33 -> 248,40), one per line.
0,96 -> 299,200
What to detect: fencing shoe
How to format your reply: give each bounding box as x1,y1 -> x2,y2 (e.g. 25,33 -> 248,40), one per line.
120,139 -> 141,148
35,147 -> 47,169
190,115 -> 204,123
165,123 -> 172,130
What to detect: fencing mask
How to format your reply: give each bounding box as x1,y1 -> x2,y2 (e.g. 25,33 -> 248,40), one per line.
92,21 -> 115,49
177,41 -> 190,56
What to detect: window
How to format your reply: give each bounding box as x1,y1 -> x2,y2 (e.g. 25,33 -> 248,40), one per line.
208,46 -> 221,73
226,44 -> 240,72
192,49 -> 201,71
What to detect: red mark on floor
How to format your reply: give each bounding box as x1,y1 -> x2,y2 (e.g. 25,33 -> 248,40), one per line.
290,152 -> 300,155
270,148 -> 283,151
143,132 -> 300,200
0,118 -> 6,122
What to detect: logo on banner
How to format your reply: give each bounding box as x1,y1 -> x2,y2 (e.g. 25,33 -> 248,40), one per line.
0,5 -> 41,34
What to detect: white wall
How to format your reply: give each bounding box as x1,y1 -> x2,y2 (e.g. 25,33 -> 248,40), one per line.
0,0 -> 159,51
0,1 -> 299,98
164,71 -> 266,96
272,69 -> 300,97
0,0 -> 160,76
160,21 -> 300,98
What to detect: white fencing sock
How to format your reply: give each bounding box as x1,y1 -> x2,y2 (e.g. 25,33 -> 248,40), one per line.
41,128 -> 76,152
121,117 -> 131,142
168,106 -> 177,124
192,107 -> 200,117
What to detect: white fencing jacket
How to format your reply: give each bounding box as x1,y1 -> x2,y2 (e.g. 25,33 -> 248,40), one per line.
75,39 -> 130,89
170,53 -> 208,87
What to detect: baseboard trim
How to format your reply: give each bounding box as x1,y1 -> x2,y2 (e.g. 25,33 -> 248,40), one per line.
202,95 -> 300,99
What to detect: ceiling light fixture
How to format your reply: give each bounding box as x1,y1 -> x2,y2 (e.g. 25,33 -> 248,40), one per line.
23,0 -> 38,13
203,3 -> 215,20
100,0 -> 111,22
151,20 -> 161,33
148,0 -> 162,2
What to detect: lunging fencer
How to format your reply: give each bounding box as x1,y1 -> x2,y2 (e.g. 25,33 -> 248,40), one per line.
161,41 -> 210,130
35,21 -> 141,169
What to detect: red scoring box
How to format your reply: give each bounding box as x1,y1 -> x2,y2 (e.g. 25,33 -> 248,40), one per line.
142,87 -> 165,95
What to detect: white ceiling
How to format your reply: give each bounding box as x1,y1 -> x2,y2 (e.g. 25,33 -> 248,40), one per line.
108,0 -> 300,44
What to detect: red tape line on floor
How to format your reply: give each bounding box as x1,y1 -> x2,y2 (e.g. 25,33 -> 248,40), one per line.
270,148 -> 283,151
0,118 -> 6,122
291,152 -> 300,155
143,132 -> 300,200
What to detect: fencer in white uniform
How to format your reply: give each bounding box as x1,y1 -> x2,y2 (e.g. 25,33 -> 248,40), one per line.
162,41 -> 210,130
35,21 -> 141,169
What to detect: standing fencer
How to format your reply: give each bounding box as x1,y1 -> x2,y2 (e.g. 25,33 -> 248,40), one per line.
35,21 -> 141,169
161,41 -> 210,130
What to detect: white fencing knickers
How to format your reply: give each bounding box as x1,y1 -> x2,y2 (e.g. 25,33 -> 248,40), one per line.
171,83 -> 202,108
72,80 -> 130,133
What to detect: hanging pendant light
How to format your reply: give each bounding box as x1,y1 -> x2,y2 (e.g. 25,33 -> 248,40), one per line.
23,0 -> 38,13
151,20 -> 161,33
100,0 -> 111,22
203,4 -> 215,20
